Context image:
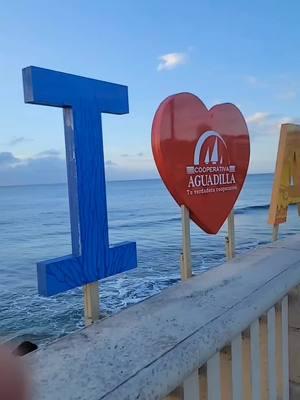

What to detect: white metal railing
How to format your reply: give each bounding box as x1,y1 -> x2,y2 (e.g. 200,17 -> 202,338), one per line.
28,235 -> 300,400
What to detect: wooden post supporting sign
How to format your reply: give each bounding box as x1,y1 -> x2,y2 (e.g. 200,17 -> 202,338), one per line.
226,210 -> 235,260
181,205 -> 192,280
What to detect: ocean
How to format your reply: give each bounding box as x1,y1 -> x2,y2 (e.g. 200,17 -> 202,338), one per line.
0,174 -> 299,346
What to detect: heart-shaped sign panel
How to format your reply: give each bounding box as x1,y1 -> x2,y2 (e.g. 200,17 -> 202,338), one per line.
152,93 -> 250,234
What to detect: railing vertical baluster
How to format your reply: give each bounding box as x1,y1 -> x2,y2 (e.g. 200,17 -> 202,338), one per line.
267,307 -> 277,400
250,319 -> 261,400
207,352 -> 221,400
281,296 -> 289,400
232,334 -> 243,400
164,387 -> 183,400
183,370 -> 200,400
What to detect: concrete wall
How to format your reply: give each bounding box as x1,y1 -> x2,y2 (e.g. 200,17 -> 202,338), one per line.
28,236 -> 300,400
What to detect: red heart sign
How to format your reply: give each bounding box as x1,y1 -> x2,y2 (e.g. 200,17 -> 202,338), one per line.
152,93 -> 250,234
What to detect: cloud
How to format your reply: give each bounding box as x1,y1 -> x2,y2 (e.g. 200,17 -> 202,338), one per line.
0,151 -> 66,186
36,149 -> 62,158
105,160 -> 117,166
120,152 -> 145,158
157,52 -> 187,71
0,152 -> 21,167
0,150 -> 156,186
246,112 -> 300,136
8,136 -> 32,146
246,112 -> 271,125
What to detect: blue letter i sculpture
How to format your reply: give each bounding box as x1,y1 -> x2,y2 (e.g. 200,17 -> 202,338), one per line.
22,66 -> 137,298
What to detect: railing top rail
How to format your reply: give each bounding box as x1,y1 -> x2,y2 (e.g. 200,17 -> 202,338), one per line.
28,236 -> 300,400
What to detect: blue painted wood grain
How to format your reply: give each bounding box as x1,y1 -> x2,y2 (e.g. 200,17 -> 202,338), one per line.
22,66 -> 137,296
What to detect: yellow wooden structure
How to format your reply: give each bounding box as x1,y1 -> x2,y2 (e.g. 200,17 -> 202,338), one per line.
269,124 -> 300,239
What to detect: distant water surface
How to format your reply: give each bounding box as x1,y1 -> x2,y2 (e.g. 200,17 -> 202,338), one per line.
0,174 -> 299,344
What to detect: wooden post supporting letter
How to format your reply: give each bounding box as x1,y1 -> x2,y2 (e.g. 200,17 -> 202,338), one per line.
272,224 -> 279,242
84,282 -> 100,326
181,205 -> 192,280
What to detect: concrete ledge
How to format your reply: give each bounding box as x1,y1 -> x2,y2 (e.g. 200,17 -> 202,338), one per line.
29,236 -> 300,400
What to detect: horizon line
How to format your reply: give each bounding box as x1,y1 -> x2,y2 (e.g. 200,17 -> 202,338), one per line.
0,172 -> 274,189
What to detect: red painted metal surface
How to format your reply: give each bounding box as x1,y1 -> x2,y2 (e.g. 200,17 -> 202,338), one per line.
152,93 -> 250,234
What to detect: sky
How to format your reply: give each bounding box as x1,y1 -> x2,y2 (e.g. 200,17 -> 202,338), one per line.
1,0 -> 300,185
